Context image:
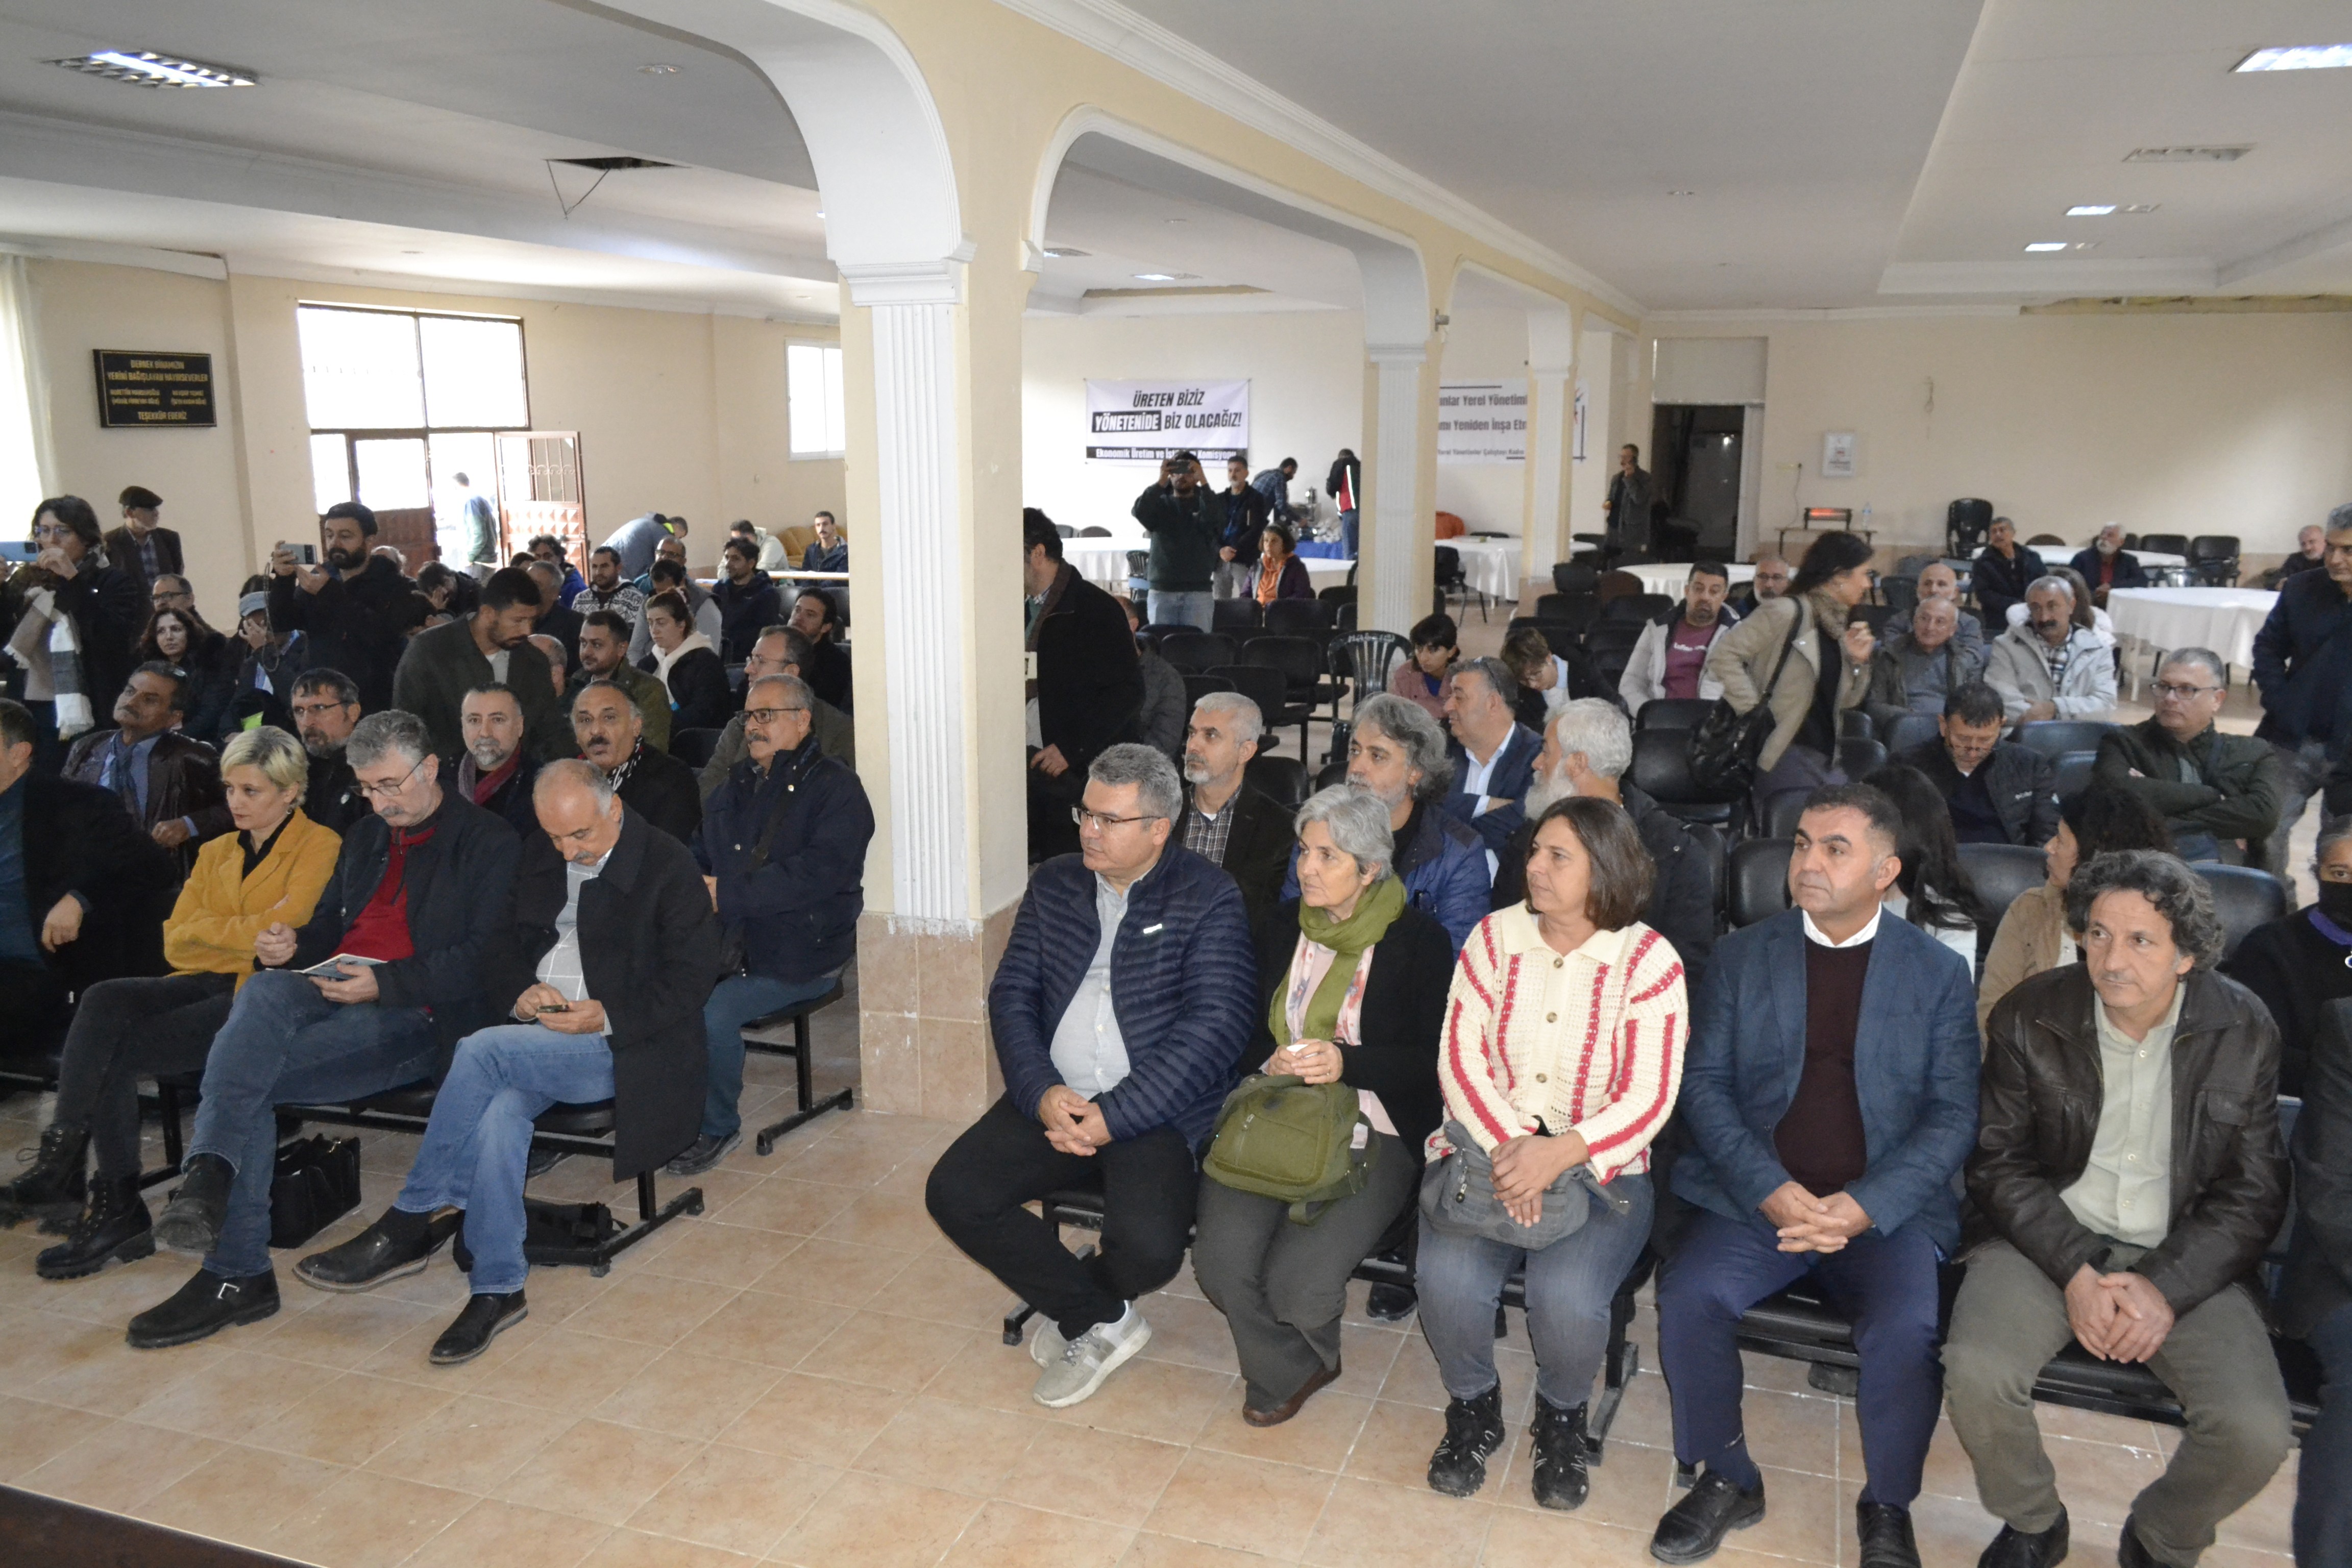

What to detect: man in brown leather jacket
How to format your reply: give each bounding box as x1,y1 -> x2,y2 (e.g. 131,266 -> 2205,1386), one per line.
1950,850 -> 2290,1568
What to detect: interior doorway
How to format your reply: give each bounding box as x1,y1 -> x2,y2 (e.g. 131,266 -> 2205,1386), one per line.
1649,404 -> 1745,560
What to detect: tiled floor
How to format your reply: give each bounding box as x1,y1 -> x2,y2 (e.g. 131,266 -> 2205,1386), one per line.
0,1086 -> 2301,1568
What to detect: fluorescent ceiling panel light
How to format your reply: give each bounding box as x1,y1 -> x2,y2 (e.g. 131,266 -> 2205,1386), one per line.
2066,205 -> 2117,216
2126,145 -> 2250,162
2121,203 -> 2160,213
2234,44 -> 2352,72
1132,273 -> 1178,281
1042,247 -> 1088,259
2024,242 -> 2068,253
47,50 -> 255,87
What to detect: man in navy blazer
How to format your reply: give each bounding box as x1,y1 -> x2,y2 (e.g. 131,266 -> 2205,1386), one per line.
1649,783 -> 1979,1568
926,743 -> 1256,1412
1438,657 -> 1541,861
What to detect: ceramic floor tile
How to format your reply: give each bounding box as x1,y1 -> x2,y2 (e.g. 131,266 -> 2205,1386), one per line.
623,1444 -> 840,1557
16,1417 -> 225,1513
363,1393 -> 580,1494
1120,1535 -> 1305,1568
1477,1507 -> 1673,1566
471,1327 -> 665,1414
562,1271 -> 738,1348
942,1500 -> 1136,1568
800,1307 -> 976,1393
262,1468 -> 476,1568
870,1248 -> 1024,1330
636,1222 -> 806,1289
1300,1474 -> 1496,1568
399,1498 -> 614,1568
850,1394 -> 1044,1496
707,1175 -> 860,1236
245,1369 -> 458,1467
582,1530 -> 760,1568
814,1188 -> 959,1252
1190,1389 -> 1374,1474
751,1237 -> 924,1308
493,1416 -> 707,1525
994,1422 -> 1190,1527
130,1442 -> 348,1549
0,1393 -> 113,1481
592,1348 -> 785,1441
1496,1425 -> 1678,1530
674,1286 -> 853,1369
1341,1399 -> 1453,1491
1132,1290 -> 1244,1376
770,1469 -> 982,1568
19,1311 -> 228,1416
716,1370 -> 910,1462
253,1290 -> 447,1370
127,1349 -> 334,1435
1143,1448 -> 1337,1561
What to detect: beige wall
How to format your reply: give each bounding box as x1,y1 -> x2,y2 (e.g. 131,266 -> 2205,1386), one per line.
1647,309 -> 2352,567
23,258 -> 844,626
1433,306 -> 1530,536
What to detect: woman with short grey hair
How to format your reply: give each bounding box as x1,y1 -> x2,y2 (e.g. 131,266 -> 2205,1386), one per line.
1330,692 -> 1488,947
1192,784 -> 1455,1428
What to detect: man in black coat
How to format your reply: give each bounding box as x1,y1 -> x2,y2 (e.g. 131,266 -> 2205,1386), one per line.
1024,513 -> 1143,861
292,761 -> 718,1363
132,709 -> 520,1351
2067,522 -> 2149,607
2251,504 -> 2352,871
573,678 -> 700,845
61,662 -> 231,875
1970,516 -> 2046,628
452,685 -> 543,838
1177,691 -> 1292,936
1895,680 -> 2058,848
290,669 -> 370,835
268,503 -> 426,712
2286,998 -> 2352,1564
103,485 -> 183,593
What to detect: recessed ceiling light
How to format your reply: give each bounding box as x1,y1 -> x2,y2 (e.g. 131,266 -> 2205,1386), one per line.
47,50 -> 255,88
2121,203 -> 2160,213
1042,247 -> 1088,260
639,63 -> 680,75
2126,145 -> 2250,162
2024,242 -> 2069,253
1666,189 -> 1697,197
1163,218 -> 1188,225
1133,273 -> 1178,282
2234,44 -> 2352,72
400,250 -> 422,256
2066,204 -> 2118,216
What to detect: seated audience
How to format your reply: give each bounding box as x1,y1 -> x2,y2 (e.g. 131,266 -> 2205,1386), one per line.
1972,516 -> 2046,628
129,710 -> 519,1350
2286,997 -> 2352,1566
1023,516 -> 1142,862
603,512 -> 684,581
1864,595 -> 1982,726
3,728 -> 339,1277
141,604 -> 240,743
1618,561 -> 1736,715
1976,787 -> 2171,1033
712,536 -> 780,665
1954,851 -> 2290,1568
2093,648 -> 2282,864
577,545 -> 645,626
526,534 -> 586,607
2000,564 -> 2117,649
1495,699 -> 1714,986
1248,524 -> 1313,603
1895,681 -> 2057,848
1193,785 -> 1450,1426
289,669 -> 370,835
730,518 -> 789,573
523,561 -> 582,668
148,572 -> 195,616
627,556 -> 723,664
1702,530 -> 1876,819
925,744 -> 1255,1409
1500,625 -> 1582,732
414,560 -> 476,620
2260,522 -> 2325,589
106,484 -> 181,593
573,679 -> 700,846
1119,597 -> 1187,763
7,496 -> 145,757
1872,763 -> 1992,969
1653,784 -> 1976,1568
63,663 -> 230,872
1986,575 -> 2117,722
1418,797 -> 1687,1506
1290,693 -> 1489,948
680,673 -> 871,1174
393,567 -> 570,768
524,633 -> 567,693
1725,552 -> 1790,615
1881,561 -> 1986,665
233,589 -> 305,704
2220,821 -> 2352,1097
786,587 -> 853,710
696,625 -> 852,794
295,760 -> 717,1361
802,510 -> 848,573
2068,521 -> 2150,607
1389,612 -> 1459,723
569,609 -> 671,754
1178,692 -> 1292,935
639,589 -> 732,733
268,503 -> 421,712
1439,657 -> 1540,860
455,685 -> 541,836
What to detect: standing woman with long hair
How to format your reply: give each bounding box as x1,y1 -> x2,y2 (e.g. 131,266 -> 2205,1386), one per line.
1868,763 -> 1992,970
3,497 -> 144,765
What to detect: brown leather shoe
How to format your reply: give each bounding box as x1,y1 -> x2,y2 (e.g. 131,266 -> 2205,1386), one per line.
1242,1359 -> 1341,1427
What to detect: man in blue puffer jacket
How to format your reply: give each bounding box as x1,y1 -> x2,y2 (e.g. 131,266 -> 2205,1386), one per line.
927,743 -> 1256,1411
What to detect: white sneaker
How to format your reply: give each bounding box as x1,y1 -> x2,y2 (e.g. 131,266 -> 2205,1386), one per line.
1032,1304 -> 1152,1408
1028,1317 -> 1066,1368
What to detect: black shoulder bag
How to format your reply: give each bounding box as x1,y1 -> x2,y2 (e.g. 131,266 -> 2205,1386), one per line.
1686,601 -> 1808,799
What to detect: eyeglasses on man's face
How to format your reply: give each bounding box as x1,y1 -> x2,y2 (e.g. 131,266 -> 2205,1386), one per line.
2150,681 -> 2220,703
353,757 -> 427,801
1071,807 -> 1164,832
744,706 -> 808,726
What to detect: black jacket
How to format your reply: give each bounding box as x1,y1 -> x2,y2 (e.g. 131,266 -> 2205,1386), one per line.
2093,718 -> 2284,855
486,810 -> 719,1178
2284,997 -> 2352,1338
2,563 -> 145,718
614,743 -> 702,846
102,525 -> 183,589
1970,545 -> 2046,628
696,736 -> 873,984
2219,908 -> 2352,1098
2251,566 -> 2352,747
302,750 -> 371,837
1897,738 -> 2059,849
1186,780 -> 1293,939
4,770 -> 175,993
642,647 -> 733,734
1216,484 -> 1273,564
710,575 -> 780,665
2067,547 -> 2149,595
270,558 -> 423,712
1033,565 -> 1142,769
1491,784 -> 1714,988
287,791 -> 521,1072
464,754 -> 544,840
1247,900 -> 1453,1166
801,636 -> 852,712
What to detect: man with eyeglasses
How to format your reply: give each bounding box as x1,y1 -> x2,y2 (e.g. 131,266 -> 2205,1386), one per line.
571,679 -> 699,847
147,574 -> 195,616
678,672 -> 872,1175
2093,649 -> 2283,865
2252,503 -> 2352,876
694,625 -> 852,799
130,709 -> 520,1350
288,669 -> 368,834
926,743 -> 1256,1410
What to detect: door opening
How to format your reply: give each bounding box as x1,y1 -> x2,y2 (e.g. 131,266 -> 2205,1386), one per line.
1649,404 -> 1745,561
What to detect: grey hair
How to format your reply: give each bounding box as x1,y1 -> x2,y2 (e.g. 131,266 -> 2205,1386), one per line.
2158,647 -> 2227,691
2063,849 -> 2225,969
747,671 -> 815,710
2316,819 -> 2352,876
1452,657 -> 1514,705
2329,502 -> 2352,533
346,709 -> 432,769
1550,698 -> 1632,780
534,757 -> 617,810
1353,692 -> 1454,800
1293,784 -> 1394,883
1088,742 -> 1183,821
2026,574 -> 2076,603
220,724 -> 309,793
1191,690 -> 1263,748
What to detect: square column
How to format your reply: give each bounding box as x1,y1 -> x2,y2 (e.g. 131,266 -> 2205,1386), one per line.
1363,346 -> 1431,637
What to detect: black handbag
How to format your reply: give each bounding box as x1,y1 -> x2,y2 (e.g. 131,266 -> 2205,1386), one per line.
453,1199 -> 615,1270
267,1134 -> 363,1248
1686,602 -> 1808,798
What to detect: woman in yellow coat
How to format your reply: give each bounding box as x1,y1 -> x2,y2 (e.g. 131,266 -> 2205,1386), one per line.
2,725 -> 340,1278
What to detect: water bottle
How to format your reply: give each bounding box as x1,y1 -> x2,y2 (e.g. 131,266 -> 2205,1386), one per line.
1861,503 -> 1873,535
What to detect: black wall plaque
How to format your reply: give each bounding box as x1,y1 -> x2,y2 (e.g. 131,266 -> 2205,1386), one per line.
93,350 -> 216,428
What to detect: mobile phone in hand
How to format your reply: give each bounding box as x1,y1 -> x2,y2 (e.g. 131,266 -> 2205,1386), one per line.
535,1002 -> 572,1013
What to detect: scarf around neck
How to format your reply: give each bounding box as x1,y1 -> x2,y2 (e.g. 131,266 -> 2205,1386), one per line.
1270,875 -> 1406,1049
651,630 -> 714,692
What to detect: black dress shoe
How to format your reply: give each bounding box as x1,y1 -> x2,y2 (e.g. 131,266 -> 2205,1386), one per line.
126,1268 -> 279,1350
2115,1516 -> 2155,1568
1651,1470 -> 1767,1563
1528,1399 -> 1590,1511
296,1211 -> 457,1293
1977,1508 -> 2069,1568
431,1291 -> 528,1365
36,1177 -> 153,1280
152,1153 -> 234,1256
2,1123 -> 89,1227
1364,1281 -> 1418,1322
1242,1359 -> 1340,1427
665,1130 -> 740,1177
1856,1501 -> 1922,1568
1426,1385 -> 1506,1498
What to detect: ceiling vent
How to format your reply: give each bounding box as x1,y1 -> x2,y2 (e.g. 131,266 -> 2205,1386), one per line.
549,157 -> 677,172
2123,145 -> 2251,163
47,51 -> 254,88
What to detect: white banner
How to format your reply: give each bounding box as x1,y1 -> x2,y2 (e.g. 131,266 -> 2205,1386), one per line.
1084,378 -> 1251,464
1437,379 -> 1528,465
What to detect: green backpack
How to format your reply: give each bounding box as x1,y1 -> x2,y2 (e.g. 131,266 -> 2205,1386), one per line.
1202,1074 -> 1376,1224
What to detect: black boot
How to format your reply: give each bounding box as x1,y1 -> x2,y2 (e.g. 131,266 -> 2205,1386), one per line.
430,1291 -> 528,1365
1426,1385 -> 1506,1498
1,1123 -> 89,1227
152,1153 -> 233,1256
1651,1469 -> 1767,1563
296,1208 -> 458,1292
1856,1501 -> 1922,1568
35,1177 -> 154,1280
126,1267 -> 279,1350
1528,1399 -> 1590,1511
1364,1280 -> 1417,1323
1976,1509 -> 2068,1568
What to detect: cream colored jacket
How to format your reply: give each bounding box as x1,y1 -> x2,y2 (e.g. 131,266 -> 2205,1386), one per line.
1701,593 -> 1870,772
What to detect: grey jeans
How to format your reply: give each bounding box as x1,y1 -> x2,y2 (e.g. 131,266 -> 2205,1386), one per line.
1942,1240 -> 2293,1565
1148,590 -> 1215,632
1212,560 -> 1256,600
1191,1133 -> 1416,1411
2268,738 -> 2329,880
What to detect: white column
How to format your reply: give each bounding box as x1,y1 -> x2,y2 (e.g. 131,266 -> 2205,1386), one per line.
1570,325 -> 1620,558
1366,347 -> 1425,636
1523,310 -> 1575,587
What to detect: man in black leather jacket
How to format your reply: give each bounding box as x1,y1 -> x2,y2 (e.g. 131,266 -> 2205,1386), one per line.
1894,681 -> 2057,849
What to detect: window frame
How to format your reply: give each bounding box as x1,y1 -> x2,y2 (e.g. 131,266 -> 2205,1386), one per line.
786,339 -> 846,461
298,302 -> 531,511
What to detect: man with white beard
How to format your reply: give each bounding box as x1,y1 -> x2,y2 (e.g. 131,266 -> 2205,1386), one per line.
1492,698 -> 1716,986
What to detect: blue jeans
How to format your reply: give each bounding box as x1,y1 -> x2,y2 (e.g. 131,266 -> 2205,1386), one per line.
187,969 -> 437,1279
1657,1208 -> 1943,1507
1339,509 -> 1359,561
1417,1173 -> 1654,1411
702,973 -> 837,1139
1148,590 -> 1214,632
2300,1303 -> 2352,1566
393,1023 -> 615,1296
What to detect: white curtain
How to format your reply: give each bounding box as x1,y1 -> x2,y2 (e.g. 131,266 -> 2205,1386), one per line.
0,254 -> 54,521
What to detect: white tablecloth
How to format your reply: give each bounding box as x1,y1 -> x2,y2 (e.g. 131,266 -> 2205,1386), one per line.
2125,550 -> 2187,569
1446,537 -> 1522,601
1069,532 -> 1354,597
2106,587 -> 2276,674
1623,562 -> 1756,597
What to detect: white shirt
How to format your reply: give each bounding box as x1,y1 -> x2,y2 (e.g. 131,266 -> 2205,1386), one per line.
1881,891 -> 1975,969
1801,904 -> 1882,949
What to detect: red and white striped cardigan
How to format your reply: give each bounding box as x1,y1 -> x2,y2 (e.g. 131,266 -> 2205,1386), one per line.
1432,905 -> 1687,1182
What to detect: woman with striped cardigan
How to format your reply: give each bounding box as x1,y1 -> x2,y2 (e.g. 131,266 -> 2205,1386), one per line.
1417,796 -> 1688,1510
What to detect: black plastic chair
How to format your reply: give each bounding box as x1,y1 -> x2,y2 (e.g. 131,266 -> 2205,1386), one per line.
1245,754 -> 1310,813
1330,631 -> 1413,720
2014,720 -> 2118,758
1534,591 -> 1597,623
1629,727 -> 1735,825
1588,645 -> 1633,697
1238,636 -> 1322,755
1841,709 -> 1875,741
1836,737 -> 1886,781
1881,712 -> 1942,758
1552,561 -> 1600,596
1729,839 -> 1795,928
2138,533 -> 2190,557
1880,575 -> 1918,614
739,979 -> 853,1154
1947,499 -> 1993,557
1957,843 -> 2048,927
1076,525 -> 1111,537
1764,790 -> 1809,841
2053,749 -> 2097,803
670,726 -> 725,769
1158,631 -> 1239,676
2187,535 -> 2241,586
1583,621 -> 1646,656
2192,865 -> 2289,961
1211,664 -> 1303,756
1136,622 -> 1193,653
1600,593 -> 1673,628
1634,698 -> 1716,733
1436,545 -> 1488,622
1212,597 -> 1261,634
1181,673 -> 1234,707
1261,598 -> 1333,641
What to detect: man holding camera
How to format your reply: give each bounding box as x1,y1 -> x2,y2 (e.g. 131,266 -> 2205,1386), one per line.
1132,452 -> 1222,632
267,503 -> 425,711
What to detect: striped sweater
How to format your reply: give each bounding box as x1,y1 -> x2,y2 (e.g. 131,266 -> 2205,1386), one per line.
1434,905 -> 1687,1182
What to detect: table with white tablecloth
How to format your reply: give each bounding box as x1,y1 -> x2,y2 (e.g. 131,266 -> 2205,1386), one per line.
1444,537 -> 1523,602
1068,531 -> 1352,597
2105,586 -> 2277,679
1623,561 -> 1756,598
